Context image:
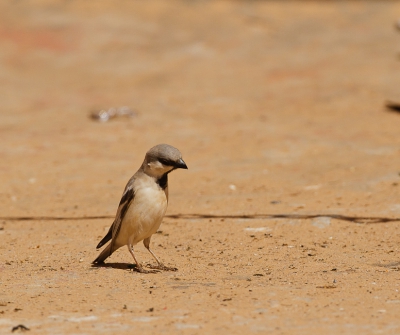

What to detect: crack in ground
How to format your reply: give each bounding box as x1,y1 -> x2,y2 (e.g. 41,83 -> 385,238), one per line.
1,214 -> 400,224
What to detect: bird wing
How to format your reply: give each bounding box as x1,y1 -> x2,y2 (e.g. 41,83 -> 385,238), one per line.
96,224 -> 112,249
96,177 -> 135,250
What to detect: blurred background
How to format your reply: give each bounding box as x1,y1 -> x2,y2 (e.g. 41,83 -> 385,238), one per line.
1,0 -> 400,219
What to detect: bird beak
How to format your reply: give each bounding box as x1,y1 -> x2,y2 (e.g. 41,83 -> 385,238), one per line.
176,158 -> 188,169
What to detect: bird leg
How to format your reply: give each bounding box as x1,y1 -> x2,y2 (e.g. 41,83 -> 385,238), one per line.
128,239 -> 159,274
143,237 -> 178,271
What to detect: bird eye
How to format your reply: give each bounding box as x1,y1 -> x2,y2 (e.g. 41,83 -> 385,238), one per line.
158,158 -> 173,166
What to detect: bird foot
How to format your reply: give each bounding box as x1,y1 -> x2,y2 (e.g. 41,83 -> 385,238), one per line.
129,264 -> 160,274
146,263 -> 178,272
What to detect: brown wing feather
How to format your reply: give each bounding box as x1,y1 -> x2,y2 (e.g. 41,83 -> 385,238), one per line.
95,178 -> 136,252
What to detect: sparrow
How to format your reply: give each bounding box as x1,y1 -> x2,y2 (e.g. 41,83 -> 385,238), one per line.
93,144 -> 188,273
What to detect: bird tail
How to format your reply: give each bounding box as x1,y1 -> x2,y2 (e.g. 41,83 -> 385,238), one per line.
93,243 -> 113,264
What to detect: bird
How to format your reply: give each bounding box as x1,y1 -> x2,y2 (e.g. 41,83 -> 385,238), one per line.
93,144 -> 188,273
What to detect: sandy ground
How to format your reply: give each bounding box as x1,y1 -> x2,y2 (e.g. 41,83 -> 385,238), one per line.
2,0 -> 400,334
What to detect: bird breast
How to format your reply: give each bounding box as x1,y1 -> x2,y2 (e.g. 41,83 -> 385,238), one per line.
118,184 -> 168,245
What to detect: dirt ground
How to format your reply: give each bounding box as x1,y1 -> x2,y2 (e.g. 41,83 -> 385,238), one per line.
2,0 -> 400,334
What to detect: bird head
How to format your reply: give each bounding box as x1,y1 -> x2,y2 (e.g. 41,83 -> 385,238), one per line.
143,144 -> 188,178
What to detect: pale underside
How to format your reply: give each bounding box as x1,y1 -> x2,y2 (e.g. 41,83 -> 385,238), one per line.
114,183 -> 168,249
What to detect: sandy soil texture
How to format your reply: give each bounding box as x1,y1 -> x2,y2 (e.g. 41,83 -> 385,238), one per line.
2,1 -> 400,334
